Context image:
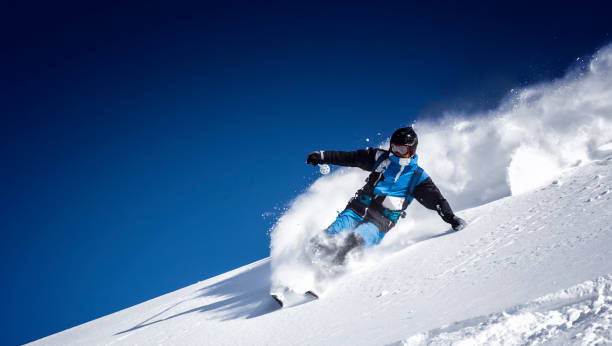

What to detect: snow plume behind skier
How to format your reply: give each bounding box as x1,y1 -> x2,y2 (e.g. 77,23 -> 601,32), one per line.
269,168 -> 370,294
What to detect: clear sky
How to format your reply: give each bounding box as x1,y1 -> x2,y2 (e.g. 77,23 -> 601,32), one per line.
1,1 -> 611,344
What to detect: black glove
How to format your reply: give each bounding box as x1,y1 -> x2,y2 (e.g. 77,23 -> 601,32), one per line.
451,216 -> 467,232
306,151 -> 323,166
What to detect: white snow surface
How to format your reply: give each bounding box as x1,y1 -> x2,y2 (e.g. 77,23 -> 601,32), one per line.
31,45 -> 612,345
31,157 -> 612,345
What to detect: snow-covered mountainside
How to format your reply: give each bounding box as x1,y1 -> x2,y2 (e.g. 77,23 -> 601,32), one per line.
30,156 -> 612,345
31,44 -> 612,346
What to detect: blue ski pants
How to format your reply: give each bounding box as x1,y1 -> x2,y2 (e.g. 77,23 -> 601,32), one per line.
326,209 -> 384,247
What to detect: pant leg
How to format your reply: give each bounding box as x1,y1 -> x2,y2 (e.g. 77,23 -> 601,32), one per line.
326,209 -> 363,236
353,222 -> 382,247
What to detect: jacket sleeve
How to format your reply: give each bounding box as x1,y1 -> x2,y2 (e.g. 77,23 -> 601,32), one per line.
412,177 -> 456,225
321,148 -> 379,171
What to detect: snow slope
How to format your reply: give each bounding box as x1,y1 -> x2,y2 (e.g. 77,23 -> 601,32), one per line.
31,44 -> 612,345
30,156 -> 612,345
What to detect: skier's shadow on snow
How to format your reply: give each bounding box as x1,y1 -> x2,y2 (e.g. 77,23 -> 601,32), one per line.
116,260 -> 277,335
413,229 -> 457,242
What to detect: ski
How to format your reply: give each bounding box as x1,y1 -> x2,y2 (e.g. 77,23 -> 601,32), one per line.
271,289 -> 319,308
304,290 -> 319,299
271,294 -> 284,308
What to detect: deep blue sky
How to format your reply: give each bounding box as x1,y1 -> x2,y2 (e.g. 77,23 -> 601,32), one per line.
1,1 -> 610,344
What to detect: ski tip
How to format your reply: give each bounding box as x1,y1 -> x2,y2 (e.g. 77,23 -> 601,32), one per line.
271,294 -> 284,308
304,290 -> 319,299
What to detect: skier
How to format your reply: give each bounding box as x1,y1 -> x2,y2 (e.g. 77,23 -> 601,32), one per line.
306,126 -> 466,264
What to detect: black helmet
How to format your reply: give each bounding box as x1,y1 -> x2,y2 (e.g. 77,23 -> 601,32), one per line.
390,127 -> 418,157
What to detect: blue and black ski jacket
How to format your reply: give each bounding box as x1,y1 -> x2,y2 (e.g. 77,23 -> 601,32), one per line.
319,148 -> 457,233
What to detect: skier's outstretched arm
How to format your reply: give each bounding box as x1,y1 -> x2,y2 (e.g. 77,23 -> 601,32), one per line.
412,177 -> 464,229
306,148 -> 378,171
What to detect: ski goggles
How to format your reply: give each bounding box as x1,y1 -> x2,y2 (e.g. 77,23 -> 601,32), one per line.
390,143 -> 413,156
